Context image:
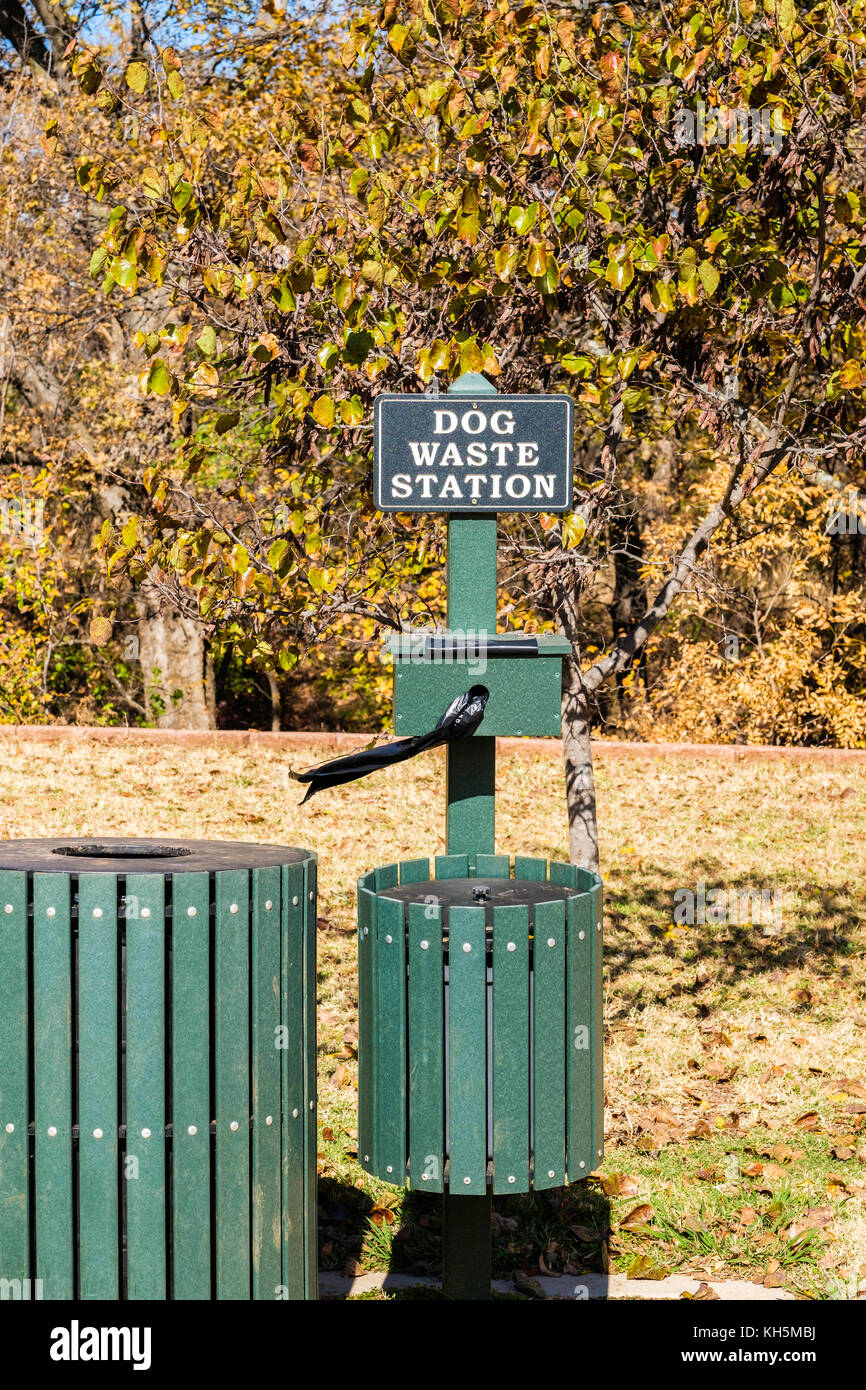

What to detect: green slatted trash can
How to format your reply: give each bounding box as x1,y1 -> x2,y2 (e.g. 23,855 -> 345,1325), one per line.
357,853 -> 603,1194
0,838 -> 318,1301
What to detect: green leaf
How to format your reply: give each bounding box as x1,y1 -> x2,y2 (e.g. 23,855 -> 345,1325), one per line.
126,61 -> 149,93
196,325 -> 217,356
166,70 -> 185,101
145,359 -> 170,396
508,202 -> 539,235
606,256 -> 634,291
268,538 -> 290,571
89,246 -> 108,278
698,260 -> 720,297
312,395 -> 335,427
339,395 -> 364,426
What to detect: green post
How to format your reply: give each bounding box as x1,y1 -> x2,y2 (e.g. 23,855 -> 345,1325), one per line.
442,372 -> 498,1299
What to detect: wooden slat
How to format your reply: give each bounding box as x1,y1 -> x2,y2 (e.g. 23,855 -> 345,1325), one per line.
514,855 -> 546,881
407,901 -> 444,1193
566,888 -> 595,1180
125,873 -> 166,1299
532,899 -> 566,1190
302,856 -> 318,1301
374,862 -> 399,890
434,854 -> 469,879
357,886 -> 375,1176
375,894 -> 407,1182
77,873 -> 119,1298
33,873 -> 73,1298
549,860 -> 577,889
475,854 -> 510,879
250,865 -> 282,1301
280,860 -> 306,1299
0,870 -> 29,1287
591,880 -> 604,1166
447,905 -> 487,1194
399,857 -> 430,884
214,868 -> 251,1300
170,871 -> 211,1300
491,903 -> 529,1193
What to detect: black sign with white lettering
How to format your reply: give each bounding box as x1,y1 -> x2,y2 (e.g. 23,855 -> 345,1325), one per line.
374,393 -> 573,512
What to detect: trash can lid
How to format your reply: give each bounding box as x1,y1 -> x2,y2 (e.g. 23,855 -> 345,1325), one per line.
0,837 -> 314,874
377,876 -> 580,913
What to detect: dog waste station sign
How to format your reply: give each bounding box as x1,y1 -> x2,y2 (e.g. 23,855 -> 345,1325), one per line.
363,373 -> 601,1303
374,389 -> 573,512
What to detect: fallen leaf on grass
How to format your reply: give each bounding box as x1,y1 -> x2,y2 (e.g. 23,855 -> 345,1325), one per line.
628,1255 -> 669,1281
763,1270 -> 786,1288
704,1061 -> 737,1081
794,1111 -> 821,1131
369,1205 -> 396,1227
602,1172 -> 640,1198
695,1167 -> 718,1181
570,1224 -> 601,1242
832,1145 -> 855,1161
792,988 -> 813,1007
620,1204 -> 655,1230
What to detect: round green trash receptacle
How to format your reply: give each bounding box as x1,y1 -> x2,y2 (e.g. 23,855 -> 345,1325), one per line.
0,838 -> 317,1301
357,853 -> 603,1195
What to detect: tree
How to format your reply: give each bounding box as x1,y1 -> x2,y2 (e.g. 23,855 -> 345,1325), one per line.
0,0 -> 217,727
62,0 -> 865,864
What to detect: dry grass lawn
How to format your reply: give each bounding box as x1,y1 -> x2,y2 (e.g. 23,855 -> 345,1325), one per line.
2,733 -> 864,1298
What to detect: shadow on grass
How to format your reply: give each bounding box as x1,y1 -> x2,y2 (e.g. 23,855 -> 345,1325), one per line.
601,861 -> 863,1009
318,1175 -> 612,1295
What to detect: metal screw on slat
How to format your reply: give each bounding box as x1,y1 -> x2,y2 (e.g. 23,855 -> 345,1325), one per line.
47,1127 -> 57,1137
292,1109 -> 299,1118
385,934 -> 393,944
5,1123 -> 13,1133
187,906 -> 197,917
93,907 -> 103,919
93,1129 -> 103,1139
548,1170 -> 555,1179
508,1175 -> 515,1184
463,1177 -> 471,1185
265,1116 -> 273,1126
507,942 -> 516,952
292,896 -> 299,906
547,938 -> 555,947
141,908 -> 151,919
462,942 -> 471,953
386,1165 -> 393,1174
420,940 -> 429,950
578,931 -> 585,940
4,904 -> 12,913
230,1121 -> 239,1131
46,907 -> 56,918
141,1128 -> 151,1139
579,1160 -> 585,1169
265,900 -> 273,910
230,903 -> 239,914
188,1126 -> 197,1136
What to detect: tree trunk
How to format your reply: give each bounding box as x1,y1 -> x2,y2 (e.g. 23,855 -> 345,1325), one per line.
560,650 -> 600,872
556,576 -> 600,872
267,671 -> 282,732
135,582 -> 214,730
